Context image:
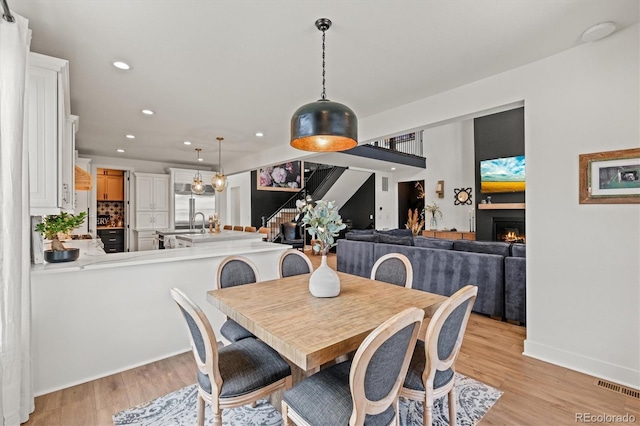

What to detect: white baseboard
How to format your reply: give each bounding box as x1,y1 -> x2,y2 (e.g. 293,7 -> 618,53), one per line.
524,339 -> 640,390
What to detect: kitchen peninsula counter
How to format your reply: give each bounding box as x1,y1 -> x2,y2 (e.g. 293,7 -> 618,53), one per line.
31,240 -> 284,274
30,241 -> 290,395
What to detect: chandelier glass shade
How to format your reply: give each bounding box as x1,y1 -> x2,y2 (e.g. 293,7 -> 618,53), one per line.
191,148 -> 206,195
290,18 -> 358,152
212,137 -> 228,192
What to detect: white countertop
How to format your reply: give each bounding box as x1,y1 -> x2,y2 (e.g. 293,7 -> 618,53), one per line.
31,241 -> 289,275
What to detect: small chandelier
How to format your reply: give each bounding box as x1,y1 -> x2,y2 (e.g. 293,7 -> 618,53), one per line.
290,18 -> 358,152
212,137 -> 228,192
191,148 -> 206,195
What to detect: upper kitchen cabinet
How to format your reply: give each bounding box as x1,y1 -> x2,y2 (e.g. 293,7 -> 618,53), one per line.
134,173 -> 169,230
96,168 -> 124,201
27,53 -> 75,215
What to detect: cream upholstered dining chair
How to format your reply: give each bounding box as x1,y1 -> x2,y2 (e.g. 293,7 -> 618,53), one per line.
400,285 -> 478,426
278,249 -> 313,278
282,307 -> 424,426
244,226 -> 257,232
216,256 -> 259,342
170,288 -> 292,426
370,253 -> 414,288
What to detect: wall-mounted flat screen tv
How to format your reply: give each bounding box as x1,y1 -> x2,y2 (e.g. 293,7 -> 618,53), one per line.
480,155 -> 526,193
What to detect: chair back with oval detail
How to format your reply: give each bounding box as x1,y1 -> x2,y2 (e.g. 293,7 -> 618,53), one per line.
370,253 -> 413,288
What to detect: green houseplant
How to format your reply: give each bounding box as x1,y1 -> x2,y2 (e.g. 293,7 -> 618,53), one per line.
35,212 -> 86,261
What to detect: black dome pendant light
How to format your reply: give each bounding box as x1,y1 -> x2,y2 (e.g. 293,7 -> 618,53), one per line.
290,18 -> 358,152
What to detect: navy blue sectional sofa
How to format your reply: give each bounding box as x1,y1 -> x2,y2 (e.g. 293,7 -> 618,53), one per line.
336,229 -> 526,324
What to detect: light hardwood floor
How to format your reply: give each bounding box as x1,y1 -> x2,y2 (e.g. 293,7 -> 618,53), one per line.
23,252 -> 639,425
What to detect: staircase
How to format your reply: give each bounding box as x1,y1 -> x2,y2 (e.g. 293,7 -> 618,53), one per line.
262,163 -> 345,241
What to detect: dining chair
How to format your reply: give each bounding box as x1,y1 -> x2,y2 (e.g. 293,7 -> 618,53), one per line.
170,288 -> 292,426
278,249 -> 314,278
233,225 -> 244,231
370,253 -> 414,288
282,307 -> 424,426
400,285 -> 478,426
244,226 -> 257,233
216,256 -> 260,342
223,225 -> 232,230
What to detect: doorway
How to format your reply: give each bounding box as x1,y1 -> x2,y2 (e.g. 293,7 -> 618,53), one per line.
397,180 -> 424,230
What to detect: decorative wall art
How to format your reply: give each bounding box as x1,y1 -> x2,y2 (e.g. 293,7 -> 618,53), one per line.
454,188 -> 473,205
257,161 -> 304,192
579,148 -> 640,204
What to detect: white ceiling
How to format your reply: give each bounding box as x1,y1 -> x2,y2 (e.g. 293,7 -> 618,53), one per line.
12,0 -> 639,174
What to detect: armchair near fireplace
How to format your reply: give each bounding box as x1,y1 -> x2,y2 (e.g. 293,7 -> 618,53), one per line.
280,222 -> 304,251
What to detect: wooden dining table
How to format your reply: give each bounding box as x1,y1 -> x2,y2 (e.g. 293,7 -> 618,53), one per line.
206,271 -> 447,379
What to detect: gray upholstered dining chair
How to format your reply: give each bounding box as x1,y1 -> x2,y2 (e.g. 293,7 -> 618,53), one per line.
170,288 -> 292,426
370,253 -> 414,288
282,307 -> 424,426
400,285 -> 478,426
216,256 -> 259,342
278,249 -> 314,278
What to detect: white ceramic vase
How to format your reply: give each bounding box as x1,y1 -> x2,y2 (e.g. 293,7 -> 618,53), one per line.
309,255 -> 341,298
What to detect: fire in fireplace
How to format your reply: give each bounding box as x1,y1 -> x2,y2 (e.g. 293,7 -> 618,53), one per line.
492,218 -> 525,243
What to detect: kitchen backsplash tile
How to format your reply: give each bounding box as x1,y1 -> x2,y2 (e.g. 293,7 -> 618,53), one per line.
97,201 -> 125,217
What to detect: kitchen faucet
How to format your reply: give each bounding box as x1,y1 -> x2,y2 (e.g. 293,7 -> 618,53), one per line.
192,212 -> 206,234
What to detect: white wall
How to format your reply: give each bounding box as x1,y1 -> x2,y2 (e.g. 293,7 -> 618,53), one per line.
219,171 -> 252,228
394,120 -> 476,231
363,25 -> 640,388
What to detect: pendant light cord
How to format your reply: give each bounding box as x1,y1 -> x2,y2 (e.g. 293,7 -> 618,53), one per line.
321,28 -> 326,100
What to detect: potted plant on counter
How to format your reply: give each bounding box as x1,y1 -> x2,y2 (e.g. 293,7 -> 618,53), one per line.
35,211 -> 87,262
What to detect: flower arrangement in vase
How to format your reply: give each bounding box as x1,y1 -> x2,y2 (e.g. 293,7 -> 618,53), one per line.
405,208 -> 424,236
424,201 -> 443,230
296,199 -> 346,297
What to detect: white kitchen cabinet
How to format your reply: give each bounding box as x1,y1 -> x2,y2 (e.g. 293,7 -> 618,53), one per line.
134,173 -> 169,230
27,53 -> 74,215
135,230 -> 158,251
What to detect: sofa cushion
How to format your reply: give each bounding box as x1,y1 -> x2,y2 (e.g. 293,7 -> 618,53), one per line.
413,236 -> 454,250
345,231 -> 380,243
336,239 -> 376,279
453,240 -> 511,257
373,243 -> 504,318
511,243 -> 526,258
378,228 -> 413,238
378,234 -> 414,246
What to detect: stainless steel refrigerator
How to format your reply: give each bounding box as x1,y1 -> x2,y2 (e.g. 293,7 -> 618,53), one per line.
174,183 -> 216,229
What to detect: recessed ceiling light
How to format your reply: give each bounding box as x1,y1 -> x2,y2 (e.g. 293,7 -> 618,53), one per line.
142,109 -> 155,115
116,149 -> 125,153
255,132 -> 264,137
581,22 -> 616,42
183,141 -> 192,145
125,134 -> 135,139
198,157 -> 204,162
391,167 -> 396,171
113,61 -> 131,70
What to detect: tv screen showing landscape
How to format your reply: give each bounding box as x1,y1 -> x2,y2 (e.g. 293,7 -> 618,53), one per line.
480,155 -> 526,193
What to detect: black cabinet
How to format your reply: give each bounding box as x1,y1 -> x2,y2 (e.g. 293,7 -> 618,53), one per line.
98,228 -> 124,253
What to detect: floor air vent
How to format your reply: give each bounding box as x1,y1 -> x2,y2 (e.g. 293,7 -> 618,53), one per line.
595,379 -> 640,399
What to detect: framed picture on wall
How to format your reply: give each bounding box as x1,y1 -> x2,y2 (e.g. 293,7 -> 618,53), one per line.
257,161 -> 304,192
579,148 -> 640,204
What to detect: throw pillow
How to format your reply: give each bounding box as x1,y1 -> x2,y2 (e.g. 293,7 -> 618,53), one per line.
453,240 -> 511,256
378,228 -> 413,238
413,236 -> 454,250
378,234 -> 414,246
345,232 -> 380,243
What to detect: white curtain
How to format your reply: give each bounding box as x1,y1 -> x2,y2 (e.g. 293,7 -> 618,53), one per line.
0,13 -> 34,425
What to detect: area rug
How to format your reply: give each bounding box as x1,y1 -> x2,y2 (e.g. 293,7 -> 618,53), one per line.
113,373 -> 501,426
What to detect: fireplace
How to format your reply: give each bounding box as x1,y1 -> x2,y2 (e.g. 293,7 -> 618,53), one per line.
492,217 -> 525,243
